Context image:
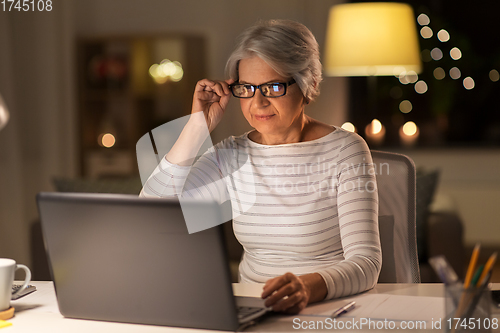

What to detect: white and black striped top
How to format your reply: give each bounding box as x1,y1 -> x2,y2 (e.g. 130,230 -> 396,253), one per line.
140,127 -> 382,300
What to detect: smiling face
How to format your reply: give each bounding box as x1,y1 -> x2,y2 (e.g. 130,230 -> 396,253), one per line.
238,56 -> 306,144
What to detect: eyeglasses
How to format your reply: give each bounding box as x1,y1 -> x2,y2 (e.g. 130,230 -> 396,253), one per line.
229,79 -> 296,98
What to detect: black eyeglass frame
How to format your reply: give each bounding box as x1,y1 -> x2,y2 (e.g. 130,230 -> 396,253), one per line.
229,79 -> 296,98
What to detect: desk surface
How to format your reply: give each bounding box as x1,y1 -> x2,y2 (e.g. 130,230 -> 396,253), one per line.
6,282 -> 500,332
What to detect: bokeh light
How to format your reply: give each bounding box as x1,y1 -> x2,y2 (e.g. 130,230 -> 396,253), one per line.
371,119 -> 382,135
449,67 -> 461,80
406,71 -> 418,84
415,81 -> 428,94
341,122 -> 356,133
437,29 -> 450,42
99,133 -> 116,148
420,26 -> 433,39
398,71 -> 418,85
417,13 -> 430,26
433,67 -> 445,80
431,48 -> 443,61
399,100 -> 413,114
489,69 -> 499,82
399,73 -> 409,85
402,121 -> 418,136
450,47 -> 462,60
149,59 -> 184,84
463,77 -> 475,90
0,95 -> 9,131
365,119 -> 386,145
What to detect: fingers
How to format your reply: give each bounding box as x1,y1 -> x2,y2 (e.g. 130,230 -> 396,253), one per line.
271,291 -> 304,313
263,281 -> 297,308
283,299 -> 308,315
192,79 -> 232,121
195,79 -> 231,97
262,273 -> 293,299
262,273 -> 309,313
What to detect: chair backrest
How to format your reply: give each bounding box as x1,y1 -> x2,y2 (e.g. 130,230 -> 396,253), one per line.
371,150 -> 420,283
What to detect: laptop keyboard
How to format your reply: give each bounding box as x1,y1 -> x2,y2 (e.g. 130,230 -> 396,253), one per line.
237,306 -> 268,324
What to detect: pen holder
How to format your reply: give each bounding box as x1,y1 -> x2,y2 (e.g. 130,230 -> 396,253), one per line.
444,284 -> 493,332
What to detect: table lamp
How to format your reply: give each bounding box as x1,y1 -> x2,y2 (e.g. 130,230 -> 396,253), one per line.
0,93 -> 10,131
324,2 -> 421,145
324,2 -> 421,76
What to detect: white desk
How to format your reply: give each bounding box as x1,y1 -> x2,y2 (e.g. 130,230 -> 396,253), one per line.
6,282 -> 500,332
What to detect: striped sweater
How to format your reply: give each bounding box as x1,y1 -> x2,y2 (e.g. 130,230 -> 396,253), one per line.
140,127 -> 382,300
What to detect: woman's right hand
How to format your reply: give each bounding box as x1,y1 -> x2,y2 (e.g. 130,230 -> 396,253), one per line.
191,79 -> 233,133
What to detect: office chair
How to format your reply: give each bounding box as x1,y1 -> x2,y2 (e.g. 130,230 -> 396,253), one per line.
372,150 -> 420,283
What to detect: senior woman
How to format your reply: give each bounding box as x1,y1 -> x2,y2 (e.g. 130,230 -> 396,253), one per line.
140,19 -> 381,314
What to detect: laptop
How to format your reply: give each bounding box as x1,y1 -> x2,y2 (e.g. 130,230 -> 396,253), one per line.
37,192 -> 269,331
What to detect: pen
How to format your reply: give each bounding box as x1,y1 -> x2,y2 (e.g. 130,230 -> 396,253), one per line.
331,301 -> 356,318
429,255 -> 459,285
470,265 -> 484,287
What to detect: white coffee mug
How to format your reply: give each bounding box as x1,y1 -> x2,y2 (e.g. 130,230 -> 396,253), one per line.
0,258 -> 31,311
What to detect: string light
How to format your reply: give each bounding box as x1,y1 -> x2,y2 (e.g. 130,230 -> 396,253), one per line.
399,100 -> 413,113
433,67 -> 445,80
437,29 -> 450,42
449,67 -> 461,80
415,80 -> 428,94
489,69 -> 499,82
431,48 -> 443,61
420,26 -> 433,39
399,73 -> 410,85
463,77 -> 475,90
417,13 -> 430,26
450,47 -> 462,60
399,71 -> 418,84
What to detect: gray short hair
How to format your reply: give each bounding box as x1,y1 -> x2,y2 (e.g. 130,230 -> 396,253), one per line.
225,19 -> 322,103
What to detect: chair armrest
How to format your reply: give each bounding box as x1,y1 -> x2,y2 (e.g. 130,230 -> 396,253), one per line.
425,212 -> 465,279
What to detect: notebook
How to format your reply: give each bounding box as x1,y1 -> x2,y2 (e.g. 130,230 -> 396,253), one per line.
36,192 -> 269,331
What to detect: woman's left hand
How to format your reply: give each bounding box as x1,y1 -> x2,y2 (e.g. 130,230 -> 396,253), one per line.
261,272 -> 311,314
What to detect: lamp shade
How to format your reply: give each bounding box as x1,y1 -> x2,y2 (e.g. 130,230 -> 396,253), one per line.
0,93 -> 9,131
324,2 -> 422,76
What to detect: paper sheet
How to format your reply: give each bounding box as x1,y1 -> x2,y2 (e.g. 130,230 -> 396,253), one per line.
300,294 -> 444,322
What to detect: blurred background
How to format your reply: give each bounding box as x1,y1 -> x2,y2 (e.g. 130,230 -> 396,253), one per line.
0,0 -> 498,281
